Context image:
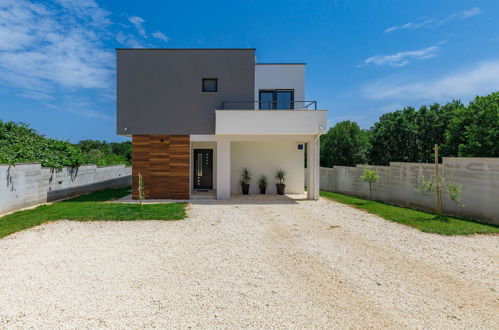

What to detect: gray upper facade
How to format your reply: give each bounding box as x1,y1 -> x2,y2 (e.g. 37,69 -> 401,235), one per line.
116,49 -> 255,135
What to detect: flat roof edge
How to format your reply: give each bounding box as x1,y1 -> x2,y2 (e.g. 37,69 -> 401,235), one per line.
256,63 -> 306,65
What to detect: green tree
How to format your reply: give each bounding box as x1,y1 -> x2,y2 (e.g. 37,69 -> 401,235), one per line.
368,103 -> 458,165
77,140 -> 111,153
368,107 -> 418,165
0,121 -> 84,168
360,168 -> 379,200
76,139 -> 132,166
138,172 -> 145,205
443,92 -> 499,157
414,101 -> 461,163
320,121 -> 370,167
111,141 -> 132,163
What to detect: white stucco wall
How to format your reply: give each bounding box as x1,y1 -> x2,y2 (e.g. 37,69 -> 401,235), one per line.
230,141 -> 305,194
215,110 -> 327,135
255,64 -> 305,109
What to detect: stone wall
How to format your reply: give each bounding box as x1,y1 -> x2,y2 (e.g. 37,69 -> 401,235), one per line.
319,158 -> 499,225
0,164 -> 131,215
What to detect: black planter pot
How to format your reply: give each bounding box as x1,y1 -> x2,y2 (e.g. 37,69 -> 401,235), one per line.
276,183 -> 286,195
259,187 -> 266,194
241,183 -> 250,195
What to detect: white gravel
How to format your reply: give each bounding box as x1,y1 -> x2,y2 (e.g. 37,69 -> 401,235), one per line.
0,195 -> 498,329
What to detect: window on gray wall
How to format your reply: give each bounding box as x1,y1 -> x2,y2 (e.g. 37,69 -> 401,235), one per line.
202,78 -> 218,92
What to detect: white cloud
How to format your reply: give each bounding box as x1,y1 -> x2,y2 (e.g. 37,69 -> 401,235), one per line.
116,31 -> 145,48
384,20 -> 433,33
385,7 -> 482,33
126,16 -> 169,44
67,108 -> 113,120
152,31 -> 169,42
53,0 -> 112,27
0,0 -> 114,95
0,0 -> 118,121
0,0 -> 172,120
362,44 -> 441,67
128,15 -> 146,38
363,60 -> 499,102
46,98 -> 114,120
455,7 -> 481,19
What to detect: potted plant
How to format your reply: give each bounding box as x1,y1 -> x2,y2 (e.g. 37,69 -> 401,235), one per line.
258,175 -> 268,194
240,168 -> 251,195
275,169 -> 286,195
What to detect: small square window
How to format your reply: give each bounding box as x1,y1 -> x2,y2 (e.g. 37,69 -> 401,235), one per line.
202,78 -> 217,93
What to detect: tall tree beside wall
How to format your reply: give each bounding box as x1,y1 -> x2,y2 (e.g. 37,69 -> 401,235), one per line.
368,102 -> 459,165
443,92 -> 499,157
320,91 -> 497,167
368,107 -> 419,165
320,121 -> 370,167
413,101 -> 462,162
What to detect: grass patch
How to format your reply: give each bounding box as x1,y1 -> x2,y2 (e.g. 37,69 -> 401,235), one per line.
320,191 -> 499,236
0,187 -> 186,239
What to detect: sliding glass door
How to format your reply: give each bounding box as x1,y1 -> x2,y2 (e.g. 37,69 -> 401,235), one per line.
259,91 -> 273,110
259,90 -> 294,110
276,90 -> 293,109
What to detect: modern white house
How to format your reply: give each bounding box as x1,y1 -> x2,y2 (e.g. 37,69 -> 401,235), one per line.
116,48 -> 327,200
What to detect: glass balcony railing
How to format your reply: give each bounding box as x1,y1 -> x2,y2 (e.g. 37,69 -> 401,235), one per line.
221,100 -> 317,110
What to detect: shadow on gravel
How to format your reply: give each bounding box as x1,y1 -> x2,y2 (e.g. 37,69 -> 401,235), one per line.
189,195 -> 305,205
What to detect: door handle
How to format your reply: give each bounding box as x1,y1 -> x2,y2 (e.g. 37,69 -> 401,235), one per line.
197,153 -> 203,176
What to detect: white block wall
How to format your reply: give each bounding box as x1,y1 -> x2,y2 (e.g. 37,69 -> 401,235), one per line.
318,158 -> 499,225
0,164 -> 131,215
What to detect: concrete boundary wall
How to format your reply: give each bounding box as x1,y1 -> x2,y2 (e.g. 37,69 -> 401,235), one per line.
319,158 -> 499,225
0,164 -> 131,215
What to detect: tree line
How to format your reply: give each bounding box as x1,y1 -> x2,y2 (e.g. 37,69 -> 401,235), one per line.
320,91 -> 499,167
0,121 -> 131,168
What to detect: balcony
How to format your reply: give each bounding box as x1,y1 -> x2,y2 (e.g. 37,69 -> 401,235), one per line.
222,100 -> 317,110
215,100 -> 327,135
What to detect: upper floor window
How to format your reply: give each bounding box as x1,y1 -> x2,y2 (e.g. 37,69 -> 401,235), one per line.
259,90 -> 294,110
202,78 -> 218,93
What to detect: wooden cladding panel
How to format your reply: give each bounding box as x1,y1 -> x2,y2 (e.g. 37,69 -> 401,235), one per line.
132,135 -> 190,199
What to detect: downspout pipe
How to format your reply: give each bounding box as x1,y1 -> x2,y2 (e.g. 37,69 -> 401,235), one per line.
315,125 -> 324,142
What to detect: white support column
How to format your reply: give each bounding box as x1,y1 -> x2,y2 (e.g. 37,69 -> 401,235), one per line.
307,137 -> 320,200
216,138 -> 231,200
314,136 -> 320,199
307,140 -> 313,199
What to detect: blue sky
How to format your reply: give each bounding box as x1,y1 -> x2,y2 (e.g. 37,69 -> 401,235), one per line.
0,0 -> 498,142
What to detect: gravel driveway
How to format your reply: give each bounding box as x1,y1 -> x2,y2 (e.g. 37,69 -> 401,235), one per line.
0,195 -> 498,329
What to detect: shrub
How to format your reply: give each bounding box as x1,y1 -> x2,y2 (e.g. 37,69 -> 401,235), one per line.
360,168 -> 379,200
0,121 -> 84,168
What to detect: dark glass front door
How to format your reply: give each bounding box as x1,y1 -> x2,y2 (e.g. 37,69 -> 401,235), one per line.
193,149 -> 213,189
